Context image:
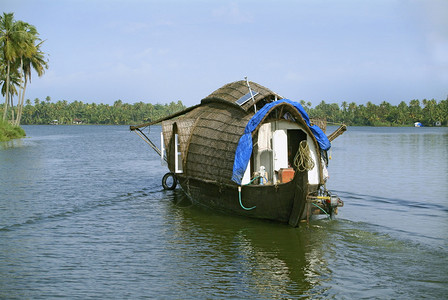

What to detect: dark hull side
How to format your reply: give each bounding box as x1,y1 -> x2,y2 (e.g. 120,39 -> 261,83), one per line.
176,171 -> 310,226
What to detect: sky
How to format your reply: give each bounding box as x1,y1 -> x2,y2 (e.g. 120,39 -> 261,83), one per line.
2,0 -> 448,107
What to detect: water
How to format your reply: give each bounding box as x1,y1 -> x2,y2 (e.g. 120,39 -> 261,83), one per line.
1,125 -> 447,299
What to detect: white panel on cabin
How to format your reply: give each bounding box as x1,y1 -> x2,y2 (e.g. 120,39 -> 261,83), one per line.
307,134 -> 319,185
258,123 -> 271,151
242,160 -> 251,185
273,129 -> 288,171
256,123 -> 273,182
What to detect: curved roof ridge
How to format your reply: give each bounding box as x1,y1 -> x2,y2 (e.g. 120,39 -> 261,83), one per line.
201,80 -> 281,111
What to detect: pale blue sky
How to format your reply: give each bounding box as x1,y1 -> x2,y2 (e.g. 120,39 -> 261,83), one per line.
3,0 -> 448,106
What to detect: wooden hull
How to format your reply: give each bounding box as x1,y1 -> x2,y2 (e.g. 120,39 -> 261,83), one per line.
176,171 -> 310,226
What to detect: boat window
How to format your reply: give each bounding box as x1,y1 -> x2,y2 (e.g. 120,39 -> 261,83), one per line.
236,91 -> 259,106
174,134 -> 183,173
160,132 -> 167,166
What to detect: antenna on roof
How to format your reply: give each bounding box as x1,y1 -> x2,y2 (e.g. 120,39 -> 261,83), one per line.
245,76 -> 257,113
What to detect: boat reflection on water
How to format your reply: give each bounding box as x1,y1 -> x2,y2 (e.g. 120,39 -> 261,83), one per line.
163,189 -> 333,298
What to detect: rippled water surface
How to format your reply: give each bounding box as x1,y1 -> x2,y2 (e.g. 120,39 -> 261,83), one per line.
1,125 -> 447,299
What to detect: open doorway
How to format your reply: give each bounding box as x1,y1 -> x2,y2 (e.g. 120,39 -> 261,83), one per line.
287,129 -> 307,170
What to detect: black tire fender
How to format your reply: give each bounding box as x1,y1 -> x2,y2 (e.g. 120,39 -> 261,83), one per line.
162,172 -> 177,190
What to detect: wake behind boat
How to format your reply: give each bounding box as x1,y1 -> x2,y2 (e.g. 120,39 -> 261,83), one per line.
130,79 -> 346,226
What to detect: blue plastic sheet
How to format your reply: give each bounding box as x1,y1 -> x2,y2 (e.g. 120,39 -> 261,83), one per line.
231,99 -> 330,184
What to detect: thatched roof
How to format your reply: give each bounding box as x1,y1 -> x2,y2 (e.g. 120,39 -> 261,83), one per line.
201,80 -> 282,112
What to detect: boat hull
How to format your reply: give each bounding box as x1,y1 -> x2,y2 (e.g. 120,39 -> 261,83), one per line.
176,171 -> 310,226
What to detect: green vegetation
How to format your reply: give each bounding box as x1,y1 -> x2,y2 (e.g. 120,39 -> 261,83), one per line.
1,97 -> 446,127
0,98 -> 186,125
0,118 -> 25,141
1,12 -> 48,126
305,98 -> 447,126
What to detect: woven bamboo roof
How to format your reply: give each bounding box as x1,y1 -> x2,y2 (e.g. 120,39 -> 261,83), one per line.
201,80 -> 282,112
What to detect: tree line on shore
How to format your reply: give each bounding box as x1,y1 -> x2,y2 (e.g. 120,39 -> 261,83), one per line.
305,98 -> 447,127
0,97 -> 187,125
1,96 -> 446,126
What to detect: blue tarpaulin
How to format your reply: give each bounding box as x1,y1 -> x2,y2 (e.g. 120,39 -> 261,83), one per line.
231,99 -> 331,185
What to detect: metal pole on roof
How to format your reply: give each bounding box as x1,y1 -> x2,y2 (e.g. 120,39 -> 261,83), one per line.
245,76 -> 257,113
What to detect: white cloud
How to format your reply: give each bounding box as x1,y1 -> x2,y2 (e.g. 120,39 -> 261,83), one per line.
122,22 -> 150,34
212,2 -> 253,24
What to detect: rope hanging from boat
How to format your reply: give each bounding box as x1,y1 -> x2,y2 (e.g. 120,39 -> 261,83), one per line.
294,140 -> 315,172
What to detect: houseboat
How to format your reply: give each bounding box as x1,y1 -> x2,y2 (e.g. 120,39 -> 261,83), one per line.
130,80 -> 346,226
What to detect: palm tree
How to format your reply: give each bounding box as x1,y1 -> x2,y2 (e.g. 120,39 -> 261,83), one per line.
0,13 -> 44,124
0,60 -> 20,120
16,40 -> 48,125
341,101 -> 348,123
1,13 -> 28,120
1,13 -> 38,121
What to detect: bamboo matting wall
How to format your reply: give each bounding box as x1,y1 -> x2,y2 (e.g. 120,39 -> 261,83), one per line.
182,102 -> 251,185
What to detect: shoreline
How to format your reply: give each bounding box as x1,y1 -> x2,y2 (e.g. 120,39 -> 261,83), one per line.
0,120 -> 26,142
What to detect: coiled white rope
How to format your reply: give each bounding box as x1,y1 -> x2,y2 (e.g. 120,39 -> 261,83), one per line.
294,140 -> 315,172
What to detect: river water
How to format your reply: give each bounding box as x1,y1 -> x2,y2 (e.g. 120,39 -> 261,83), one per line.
1,125 -> 447,299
